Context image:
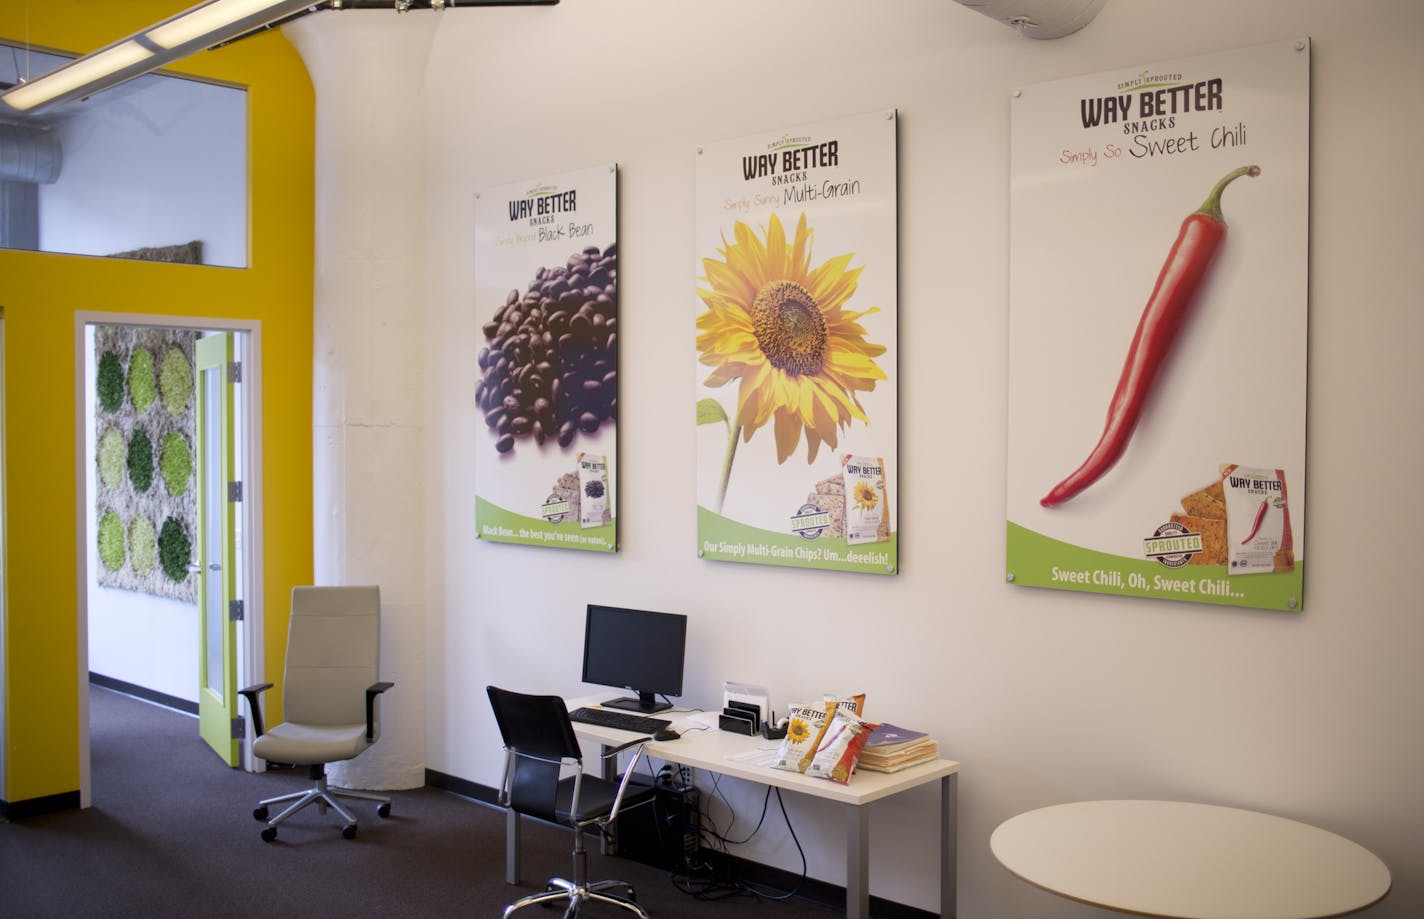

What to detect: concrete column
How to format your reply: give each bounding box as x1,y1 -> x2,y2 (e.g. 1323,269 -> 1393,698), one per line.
286,11 -> 436,790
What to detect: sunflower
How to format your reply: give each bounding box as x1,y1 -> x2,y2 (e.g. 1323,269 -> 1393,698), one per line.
786,718 -> 810,744
697,212 -> 886,467
853,480 -> 879,512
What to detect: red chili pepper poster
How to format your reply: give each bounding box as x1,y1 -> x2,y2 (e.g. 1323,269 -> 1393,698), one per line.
1006,39 -> 1309,611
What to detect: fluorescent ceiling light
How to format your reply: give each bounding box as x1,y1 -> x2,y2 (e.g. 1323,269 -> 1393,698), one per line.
1,40 -> 153,112
148,0 -> 310,51
0,0 -> 311,115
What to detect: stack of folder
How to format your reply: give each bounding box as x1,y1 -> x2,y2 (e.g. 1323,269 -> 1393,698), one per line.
858,723 -> 939,773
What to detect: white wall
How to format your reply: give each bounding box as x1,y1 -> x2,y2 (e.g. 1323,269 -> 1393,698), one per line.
297,1 -> 1424,916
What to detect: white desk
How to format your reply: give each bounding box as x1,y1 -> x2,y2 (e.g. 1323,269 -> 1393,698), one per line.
990,800 -> 1391,919
565,696 -> 960,919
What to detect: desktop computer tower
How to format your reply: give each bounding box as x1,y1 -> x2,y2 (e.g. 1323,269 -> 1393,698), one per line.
614,766 -> 701,872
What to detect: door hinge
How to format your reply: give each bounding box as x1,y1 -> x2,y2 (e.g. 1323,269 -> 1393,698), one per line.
228,481 -> 242,502
227,361 -> 242,384
229,599 -> 244,622
231,716 -> 246,739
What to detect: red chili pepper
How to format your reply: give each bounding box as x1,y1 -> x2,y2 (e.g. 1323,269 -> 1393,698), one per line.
1240,498 -> 1269,544
1041,164 -> 1260,508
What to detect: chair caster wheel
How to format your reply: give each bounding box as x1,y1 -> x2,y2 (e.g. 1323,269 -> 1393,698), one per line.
261,827 -> 277,842
253,806 -> 269,822
342,824 -> 358,839
377,802 -> 391,819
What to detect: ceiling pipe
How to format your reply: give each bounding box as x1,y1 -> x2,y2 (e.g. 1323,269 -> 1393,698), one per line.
0,121 -> 62,183
954,0 -> 1106,39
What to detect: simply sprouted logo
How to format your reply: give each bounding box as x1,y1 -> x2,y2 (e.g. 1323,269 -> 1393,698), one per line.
790,503 -> 831,541
540,495 -> 571,524
1143,521 -> 1202,568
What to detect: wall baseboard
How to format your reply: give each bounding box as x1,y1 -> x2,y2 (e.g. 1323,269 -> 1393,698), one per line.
421,769 -> 934,918
1,790 -> 82,821
424,768 -> 501,807
89,673 -> 199,716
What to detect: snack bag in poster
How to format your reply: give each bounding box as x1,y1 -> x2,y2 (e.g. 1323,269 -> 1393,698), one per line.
577,453 -> 609,528
806,710 -> 879,784
841,456 -> 888,545
1221,465 -> 1294,575
771,701 -> 836,774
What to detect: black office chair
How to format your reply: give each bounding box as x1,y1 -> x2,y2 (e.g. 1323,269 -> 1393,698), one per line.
486,685 -> 657,918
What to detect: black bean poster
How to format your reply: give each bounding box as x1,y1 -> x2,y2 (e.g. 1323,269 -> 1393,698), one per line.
695,110 -> 899,575
1006,39 -> 1309,610
474,164 -> 618,552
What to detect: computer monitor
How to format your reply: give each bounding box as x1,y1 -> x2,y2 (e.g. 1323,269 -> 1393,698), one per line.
582,604 -> 687,714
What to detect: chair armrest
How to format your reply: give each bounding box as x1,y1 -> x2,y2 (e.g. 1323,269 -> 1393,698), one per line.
366,681 -> 394,742
238,683 -> 273,737
604,742 -> 649,824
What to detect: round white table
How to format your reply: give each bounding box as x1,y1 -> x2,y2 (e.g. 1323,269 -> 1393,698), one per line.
990,800 -> 1391,919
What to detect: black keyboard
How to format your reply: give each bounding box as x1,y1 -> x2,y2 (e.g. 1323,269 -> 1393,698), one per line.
568,706 -> 671,735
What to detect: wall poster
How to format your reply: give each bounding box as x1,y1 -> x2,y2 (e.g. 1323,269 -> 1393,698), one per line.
695,110 -> 898,575
1006,39 -> 1310,611
474,164 -> 618,552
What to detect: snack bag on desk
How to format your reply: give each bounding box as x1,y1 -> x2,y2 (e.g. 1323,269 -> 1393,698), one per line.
807,710 -> 878,784
771,701 -> 835,773
801,693 -> 866,768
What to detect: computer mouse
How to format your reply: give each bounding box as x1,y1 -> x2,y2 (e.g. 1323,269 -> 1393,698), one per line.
652,728 -> 680,741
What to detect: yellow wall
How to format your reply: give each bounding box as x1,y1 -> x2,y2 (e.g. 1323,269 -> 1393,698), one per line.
1,1 -> 314,804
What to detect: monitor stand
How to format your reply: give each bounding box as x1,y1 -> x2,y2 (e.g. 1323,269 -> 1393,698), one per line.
602,692 -> 671,714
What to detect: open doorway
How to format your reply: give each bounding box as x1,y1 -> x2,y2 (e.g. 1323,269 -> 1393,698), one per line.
76,314 -> 264,806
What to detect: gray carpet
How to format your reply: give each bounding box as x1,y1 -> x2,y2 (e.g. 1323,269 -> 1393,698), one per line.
0,686 -> 837,918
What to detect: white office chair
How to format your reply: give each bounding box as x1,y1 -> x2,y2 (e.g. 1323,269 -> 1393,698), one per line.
240,585 -> 393,842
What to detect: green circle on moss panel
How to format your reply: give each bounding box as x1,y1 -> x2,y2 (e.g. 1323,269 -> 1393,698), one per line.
129,515 -> 157,575
159,516 -> 192,582
98,510 -> 126,571
128,347 -> 157,413
97,351 -> 125,413
97,427 -> 127,490
159,432 -> 193,496
159,347 -> 193,415
127,428 -> 154,493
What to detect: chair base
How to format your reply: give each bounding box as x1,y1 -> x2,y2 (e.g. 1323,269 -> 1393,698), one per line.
504,876 -> 648,918
254,764 -> 391,841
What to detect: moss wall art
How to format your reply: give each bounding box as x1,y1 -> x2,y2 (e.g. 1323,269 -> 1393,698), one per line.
94,325 -> 199,602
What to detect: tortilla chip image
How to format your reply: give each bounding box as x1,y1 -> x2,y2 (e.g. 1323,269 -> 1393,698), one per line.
1180,480 -> 1226,519
1170,512 -> 1226,565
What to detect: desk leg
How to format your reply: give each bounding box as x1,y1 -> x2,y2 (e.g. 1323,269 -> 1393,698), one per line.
941,773 -> 958,918
600,743 -> 616,856
847,805 -> 869,919
506,808 -> 521,885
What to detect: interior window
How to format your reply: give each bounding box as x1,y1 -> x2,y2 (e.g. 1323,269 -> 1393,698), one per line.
1,41 -> 247,268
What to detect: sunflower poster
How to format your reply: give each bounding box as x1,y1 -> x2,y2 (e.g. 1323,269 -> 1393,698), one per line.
1005,40 -> 1309,611
695,110 -> 898,575
474,163 -> 618,553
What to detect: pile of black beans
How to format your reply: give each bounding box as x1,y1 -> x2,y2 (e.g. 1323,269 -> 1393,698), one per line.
477,243 -> 617,454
